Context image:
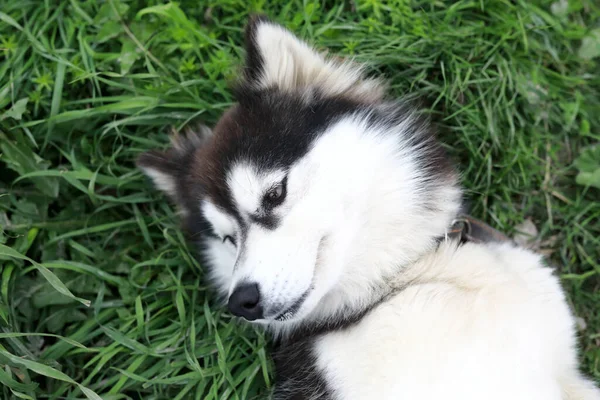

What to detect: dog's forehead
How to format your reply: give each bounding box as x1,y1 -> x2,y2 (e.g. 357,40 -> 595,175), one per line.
193,89 -> 365,216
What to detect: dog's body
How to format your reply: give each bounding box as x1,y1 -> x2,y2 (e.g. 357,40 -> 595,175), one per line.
273,241 -> 597,400
138,16 -> 600,400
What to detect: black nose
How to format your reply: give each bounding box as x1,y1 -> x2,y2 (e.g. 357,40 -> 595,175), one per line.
228,283 -> 263,321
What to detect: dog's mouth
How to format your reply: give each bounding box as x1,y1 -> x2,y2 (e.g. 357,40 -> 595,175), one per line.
273,235 -> 328,322
272,235 -> 329,322
273,289 -> 311,322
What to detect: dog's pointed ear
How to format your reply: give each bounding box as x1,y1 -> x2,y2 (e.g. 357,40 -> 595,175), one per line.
137,124 -> 212,201
242,15 -> 384,101
137,149 -> 179,197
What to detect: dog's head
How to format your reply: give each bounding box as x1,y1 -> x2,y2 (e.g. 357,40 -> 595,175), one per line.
138,16 -> 462,328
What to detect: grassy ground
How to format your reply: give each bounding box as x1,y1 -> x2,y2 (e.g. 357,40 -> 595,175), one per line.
1,0 -> 599,399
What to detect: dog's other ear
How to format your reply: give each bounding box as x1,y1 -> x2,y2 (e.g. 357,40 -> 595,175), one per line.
137,124 -> 212,200
242,14 -> 384,101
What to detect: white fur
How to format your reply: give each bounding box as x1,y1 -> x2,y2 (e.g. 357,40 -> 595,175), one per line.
227,165 -> 287,215
201,201 -> 238,241
313,241 -> 600,400
252,21 -> 385,102
202,236 -> 236,299
140,167 -> 177,196
200,201 -> 238,297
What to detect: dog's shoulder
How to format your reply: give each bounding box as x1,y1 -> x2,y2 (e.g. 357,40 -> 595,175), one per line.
306,242 -> 578,400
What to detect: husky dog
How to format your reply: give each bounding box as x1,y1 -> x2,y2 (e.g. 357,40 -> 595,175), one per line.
137,16 -> 600,400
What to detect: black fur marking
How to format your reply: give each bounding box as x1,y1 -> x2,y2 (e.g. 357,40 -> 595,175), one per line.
249,213 -> 279,230
270,338 -> 332,399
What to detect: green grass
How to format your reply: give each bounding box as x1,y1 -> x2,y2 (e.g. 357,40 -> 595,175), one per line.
1,0 -> 599,398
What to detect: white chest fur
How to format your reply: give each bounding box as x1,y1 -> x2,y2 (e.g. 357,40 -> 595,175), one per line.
312,242 -> 599,400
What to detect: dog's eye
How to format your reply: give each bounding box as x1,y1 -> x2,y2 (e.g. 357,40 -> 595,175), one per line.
267,185 -> 283,201
223,235 -> 236,246
264,176 -> 287,207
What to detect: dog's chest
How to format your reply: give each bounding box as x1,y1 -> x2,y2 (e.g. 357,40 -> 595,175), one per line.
275,282 -> 563,400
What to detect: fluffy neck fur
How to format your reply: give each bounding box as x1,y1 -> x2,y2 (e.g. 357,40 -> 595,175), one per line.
267,218 -> 463,339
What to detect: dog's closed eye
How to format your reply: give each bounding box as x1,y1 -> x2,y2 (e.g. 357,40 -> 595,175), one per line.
223,235 -> 236,246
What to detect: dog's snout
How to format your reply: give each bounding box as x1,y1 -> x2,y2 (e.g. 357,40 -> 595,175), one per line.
228,283 -> 263,321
